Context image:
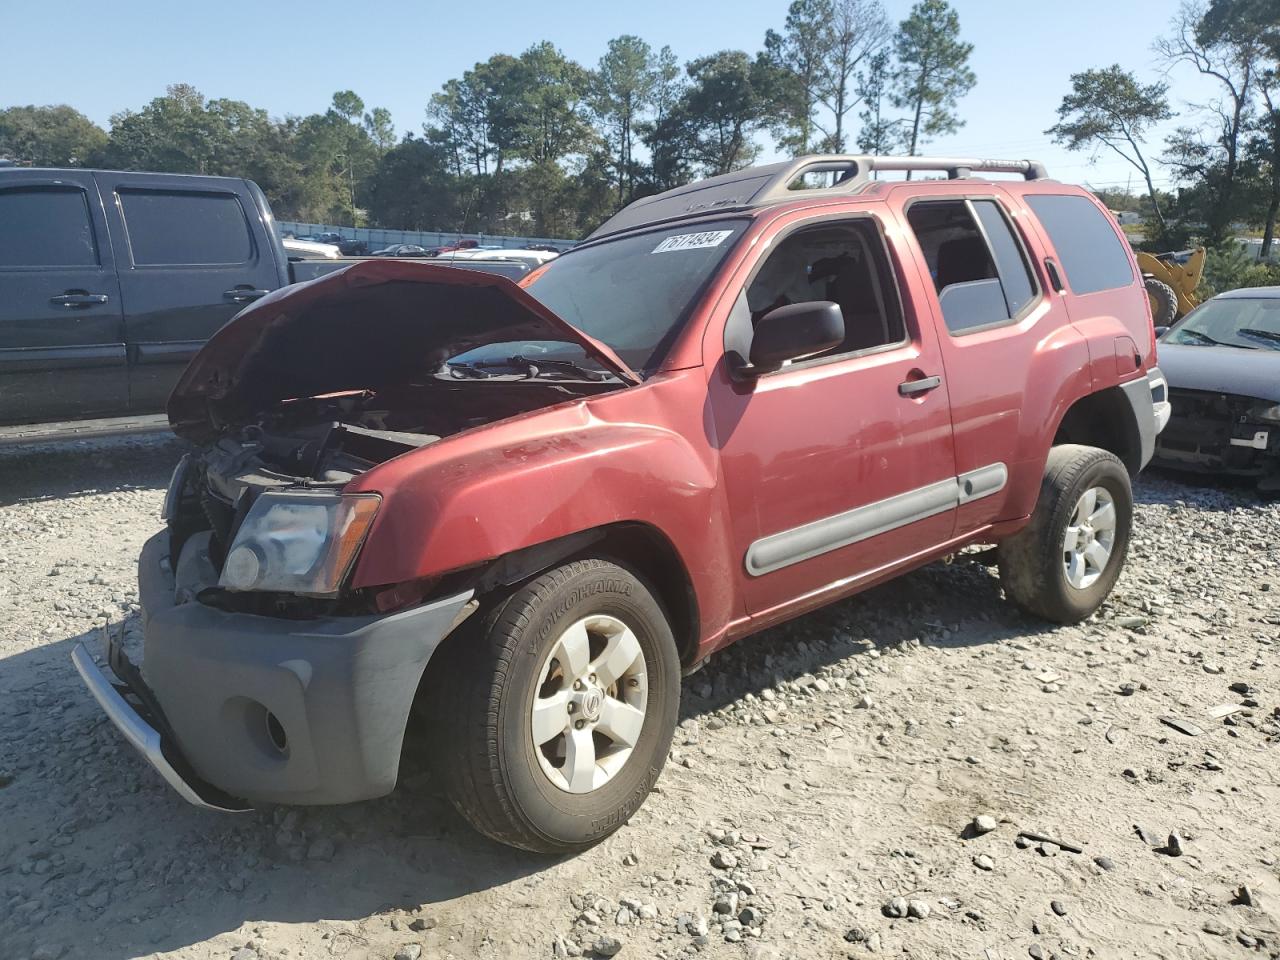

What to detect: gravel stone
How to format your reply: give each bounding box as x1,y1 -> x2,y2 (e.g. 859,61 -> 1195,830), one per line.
591,935 -> 623,957
971,814 -> 998,835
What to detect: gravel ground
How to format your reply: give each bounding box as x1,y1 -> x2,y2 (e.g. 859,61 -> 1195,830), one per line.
1,436 -> 1277,960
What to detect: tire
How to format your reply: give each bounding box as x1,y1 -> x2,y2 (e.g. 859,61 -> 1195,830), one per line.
431,558 -> 680,853
1144,277 -> 1178,327
997,445 -> 1132,624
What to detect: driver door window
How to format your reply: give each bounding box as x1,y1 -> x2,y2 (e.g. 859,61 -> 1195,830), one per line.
732,219 -> 906,365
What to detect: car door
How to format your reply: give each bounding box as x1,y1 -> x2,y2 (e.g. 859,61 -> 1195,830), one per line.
0,172 -> 127,425
95,172 -> 280,413
892,186 -> 1070,535
706,209 -> 959,620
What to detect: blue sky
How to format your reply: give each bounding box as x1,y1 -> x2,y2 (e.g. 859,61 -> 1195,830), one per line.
2,0 -> 1217,193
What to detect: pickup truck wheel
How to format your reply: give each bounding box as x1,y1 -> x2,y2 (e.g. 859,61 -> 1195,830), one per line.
432,558 -> 679,853
996,445 -> 1132,624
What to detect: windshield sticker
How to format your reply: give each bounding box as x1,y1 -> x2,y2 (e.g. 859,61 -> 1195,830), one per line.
652,230 -> 734,254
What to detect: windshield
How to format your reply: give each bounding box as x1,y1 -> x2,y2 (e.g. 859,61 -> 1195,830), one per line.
1165,296 -> 1280,351
521,219 -> 749,373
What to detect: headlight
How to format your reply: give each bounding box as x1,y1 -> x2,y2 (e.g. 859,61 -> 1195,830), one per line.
1250,402 -> 1280,423
218,491 -> 381,596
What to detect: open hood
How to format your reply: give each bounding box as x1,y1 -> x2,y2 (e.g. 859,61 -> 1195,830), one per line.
168,259 -> 639,440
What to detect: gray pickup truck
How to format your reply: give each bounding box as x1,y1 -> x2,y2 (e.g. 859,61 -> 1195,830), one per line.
0,168 -> 529,442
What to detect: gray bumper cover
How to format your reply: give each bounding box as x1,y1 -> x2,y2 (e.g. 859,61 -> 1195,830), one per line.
74,531 -> 473,808
1120,366 -> 1170,471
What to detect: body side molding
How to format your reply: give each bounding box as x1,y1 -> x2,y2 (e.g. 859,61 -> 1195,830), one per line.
745,463 -> 1008,577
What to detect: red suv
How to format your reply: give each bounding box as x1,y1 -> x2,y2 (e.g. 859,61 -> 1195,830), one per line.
74,155 -> 1169,852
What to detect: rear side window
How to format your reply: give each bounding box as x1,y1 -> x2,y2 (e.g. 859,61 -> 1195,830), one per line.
906,198 -> 1038,334
1025,194 -> 1133,294
0,187 -> 99,267
119,189 -> 253,265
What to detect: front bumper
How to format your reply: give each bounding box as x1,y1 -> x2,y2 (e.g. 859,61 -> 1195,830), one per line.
1153,387 -> 1280,489
74,530 -> 474,808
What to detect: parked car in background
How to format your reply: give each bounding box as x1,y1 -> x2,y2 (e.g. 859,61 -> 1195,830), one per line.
371,243 -> 432,257
437,247 -> 559,268
311,232 -> 368,256
74,154 -> 1168,855
1153,286 -> 1280,492
282,236 -> 340,259
0,168 -> 535,439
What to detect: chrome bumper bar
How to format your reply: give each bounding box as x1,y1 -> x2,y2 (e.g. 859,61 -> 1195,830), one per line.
71,641 -> 249,813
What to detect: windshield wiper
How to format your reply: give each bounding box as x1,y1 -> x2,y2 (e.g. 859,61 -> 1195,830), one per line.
1237,328 -> 1280,349
1175,328 -> 1253,348
445,362 -> 498,379
506,354 -> 613,382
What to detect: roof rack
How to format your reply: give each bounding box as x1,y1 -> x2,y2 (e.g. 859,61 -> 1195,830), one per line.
587,154 -> 1051,241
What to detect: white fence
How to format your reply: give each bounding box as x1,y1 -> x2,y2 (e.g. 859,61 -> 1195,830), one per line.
276,221 -> 576,252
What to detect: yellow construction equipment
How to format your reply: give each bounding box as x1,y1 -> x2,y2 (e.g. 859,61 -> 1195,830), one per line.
1135,247 -> 1205,327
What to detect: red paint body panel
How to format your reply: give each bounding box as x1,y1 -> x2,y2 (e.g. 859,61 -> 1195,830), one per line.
334,179 -> 1157,664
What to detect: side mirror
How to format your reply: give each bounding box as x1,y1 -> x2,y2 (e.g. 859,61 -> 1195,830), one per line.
744,301 -> 845,374
1154,325 -> 1170,338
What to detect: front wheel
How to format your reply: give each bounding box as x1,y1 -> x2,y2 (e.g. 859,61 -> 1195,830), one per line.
997,445 -> 1133,624
432,558 -> 680,853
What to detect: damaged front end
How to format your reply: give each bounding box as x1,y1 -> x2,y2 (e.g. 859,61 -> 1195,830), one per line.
75,260 -> 640,809
1154,388 -> 1280,492
164,259 -> 637,613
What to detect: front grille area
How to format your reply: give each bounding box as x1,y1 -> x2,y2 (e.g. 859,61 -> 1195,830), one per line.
1158,388 -> 1272,471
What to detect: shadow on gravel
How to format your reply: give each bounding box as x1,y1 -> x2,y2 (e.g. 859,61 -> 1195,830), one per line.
0,435 -> 188,507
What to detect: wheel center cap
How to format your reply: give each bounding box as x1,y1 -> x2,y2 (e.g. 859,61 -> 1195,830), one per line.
576,687 -> 603,722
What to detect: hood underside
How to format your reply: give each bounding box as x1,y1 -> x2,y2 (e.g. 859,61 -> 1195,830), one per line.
168,259 -> 638,440
1158,342 -> 1280,403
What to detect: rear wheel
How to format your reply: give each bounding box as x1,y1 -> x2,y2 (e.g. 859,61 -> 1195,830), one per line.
432,558 -> 679,853
997,445 -> 1132,624
1144,277 -> 1178,327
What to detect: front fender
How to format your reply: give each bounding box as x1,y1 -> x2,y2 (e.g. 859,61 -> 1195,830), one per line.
345,377 -> 735,636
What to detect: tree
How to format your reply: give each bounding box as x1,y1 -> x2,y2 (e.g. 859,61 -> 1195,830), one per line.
760,0 -> 889,155
0,105 -> 106,166
364,134 -> 461,230
856,49 -> 901,154
592,35 -> 657,207
815,0 -> 891,152
670,51 -> 770,177
890,0 -> 976,164
1253,71 -> 1280,255
1046,65 -> 1174,234
642,45 -> 688,190
1196,0 -> 1280,252
508,43 -> 591,233
324,91 -> 375,224
363,107 -> 396,156
1199,0 -> 1280,59
1156,1 -> 1265,244
760,0 -> 833,155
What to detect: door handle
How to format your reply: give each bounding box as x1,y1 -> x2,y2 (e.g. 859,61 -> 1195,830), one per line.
898,374 -> 942,397
223,288 -> 270,303
50,292 -> 109,308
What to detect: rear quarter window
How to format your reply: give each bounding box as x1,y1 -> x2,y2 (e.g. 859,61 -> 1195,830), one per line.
119,189 -> 253,266
1025,194 -> 1133,295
